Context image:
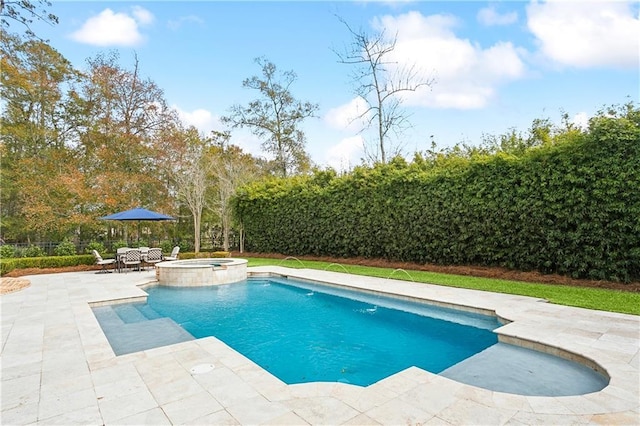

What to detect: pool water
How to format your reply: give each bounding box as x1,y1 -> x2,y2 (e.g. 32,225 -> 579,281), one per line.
143,277 -> 500,386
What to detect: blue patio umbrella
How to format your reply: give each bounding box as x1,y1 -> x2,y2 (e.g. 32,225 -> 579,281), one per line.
100,207 -> 175,221
100,207 -> 175,244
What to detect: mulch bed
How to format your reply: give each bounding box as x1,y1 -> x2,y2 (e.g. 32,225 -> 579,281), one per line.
2,254 -> 638,293
0,277 -> 31,295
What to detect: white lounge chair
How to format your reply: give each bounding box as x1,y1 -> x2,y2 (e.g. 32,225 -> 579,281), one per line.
92,250 -> 116,273
164,246 -> 180,261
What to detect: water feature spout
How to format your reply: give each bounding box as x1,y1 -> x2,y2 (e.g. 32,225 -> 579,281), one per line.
387,268 -> 415,282
278,256 -> 306,268
324,263 -> 350,273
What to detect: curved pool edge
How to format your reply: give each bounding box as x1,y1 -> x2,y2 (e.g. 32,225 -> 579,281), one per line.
247,266 -> 629,402
156,258 -> 248,286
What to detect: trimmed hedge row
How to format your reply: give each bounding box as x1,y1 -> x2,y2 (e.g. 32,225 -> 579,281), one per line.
179,251 -> 232,259
233,109 -> 640,282
0,255 -> 95,276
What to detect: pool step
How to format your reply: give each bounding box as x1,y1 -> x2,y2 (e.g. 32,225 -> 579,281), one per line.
92,305 -> 194,355
440,342 -> 608,396
134,303 -> 163,320
108,303 -> 163,323
112,304 -> 148,323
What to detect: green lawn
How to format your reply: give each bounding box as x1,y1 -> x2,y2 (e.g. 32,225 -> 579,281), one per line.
246,257 -> 640,315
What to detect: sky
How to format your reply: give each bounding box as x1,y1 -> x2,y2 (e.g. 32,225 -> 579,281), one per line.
27,0 -> 640,171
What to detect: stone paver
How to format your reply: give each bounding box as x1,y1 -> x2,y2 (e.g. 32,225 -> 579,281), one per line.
1,266 -> 638,425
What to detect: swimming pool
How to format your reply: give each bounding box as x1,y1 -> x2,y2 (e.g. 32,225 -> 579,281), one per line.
151,277 -> 500,386
92,276 -> 608,394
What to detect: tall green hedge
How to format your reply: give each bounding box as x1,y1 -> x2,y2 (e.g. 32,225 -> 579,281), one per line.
233,107 -> 640,282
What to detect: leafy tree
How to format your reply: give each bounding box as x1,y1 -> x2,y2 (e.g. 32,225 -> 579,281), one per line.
1,44 -> 180,244
77,51 -> 178,215
0,31 -> 80,155
17,148 -> 95,237
334,16 -> 434,164
223,57 -> 318,177
0,31 -> 85,239
0,0 -> 58,38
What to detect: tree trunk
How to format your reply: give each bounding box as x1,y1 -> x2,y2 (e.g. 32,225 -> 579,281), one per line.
193,210 -> 201,253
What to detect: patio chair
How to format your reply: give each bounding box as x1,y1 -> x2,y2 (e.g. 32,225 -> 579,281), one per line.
116,247 -> 130,272
92,250 -> 116,274
138,246 -> 150,269
144,248 -> 163,269
121,249 -> 142,273
164,246 -> 180,261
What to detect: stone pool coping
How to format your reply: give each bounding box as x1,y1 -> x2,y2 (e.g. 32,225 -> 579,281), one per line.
1,266 -> 638,425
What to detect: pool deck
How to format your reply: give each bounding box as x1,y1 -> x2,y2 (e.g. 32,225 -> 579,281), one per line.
1,266 -> 638,425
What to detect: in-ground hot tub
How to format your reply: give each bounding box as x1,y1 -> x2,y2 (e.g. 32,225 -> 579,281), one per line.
156,258 -> 248,286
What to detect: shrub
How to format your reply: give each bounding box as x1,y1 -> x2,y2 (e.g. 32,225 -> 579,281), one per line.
0,245 -> 16,259
23,245 -> 46,257
160,240 -> 174,254
112,240 -> 129,250
53,238 -> 76,256
85,241 -> 106,254
133,240 -> 149,248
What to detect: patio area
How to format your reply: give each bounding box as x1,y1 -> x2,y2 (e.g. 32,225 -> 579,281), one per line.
1,267 -> 638,425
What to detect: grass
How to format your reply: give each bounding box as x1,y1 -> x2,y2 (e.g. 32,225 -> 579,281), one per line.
246,257 -> 640,315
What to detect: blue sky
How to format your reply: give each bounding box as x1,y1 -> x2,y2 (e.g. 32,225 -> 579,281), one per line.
30,1 -> 639,170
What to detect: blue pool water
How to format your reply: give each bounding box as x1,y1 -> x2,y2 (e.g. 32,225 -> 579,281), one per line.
139,277 -> 500,386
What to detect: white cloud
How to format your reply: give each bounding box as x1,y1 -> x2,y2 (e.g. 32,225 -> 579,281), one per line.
168,15 -> 205,31
527,0 -> 639,69
70,7 -> 154,46
174,106 -> 220,135
324,97 -> 370,131
477,5 -> 518,26
373,11 -> 527,109
571,112 -> 590,130
325,135 -> 365,172
174,106 -> 264,155
132,6 -> 154,25
229,130 -> 263,158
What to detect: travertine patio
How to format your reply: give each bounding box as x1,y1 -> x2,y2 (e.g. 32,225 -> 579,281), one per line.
1,266 -> 638,425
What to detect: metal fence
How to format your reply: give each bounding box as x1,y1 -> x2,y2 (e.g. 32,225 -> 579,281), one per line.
1,237 -> 241,257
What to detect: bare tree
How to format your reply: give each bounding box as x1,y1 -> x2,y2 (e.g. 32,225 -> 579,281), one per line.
208,131 -> 261,251
334,16 -> 435,164
173,128 -> 212,253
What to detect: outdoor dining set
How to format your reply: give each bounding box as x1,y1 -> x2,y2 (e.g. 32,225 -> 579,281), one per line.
92,246 -> 180,273
93,207 -> 180,273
